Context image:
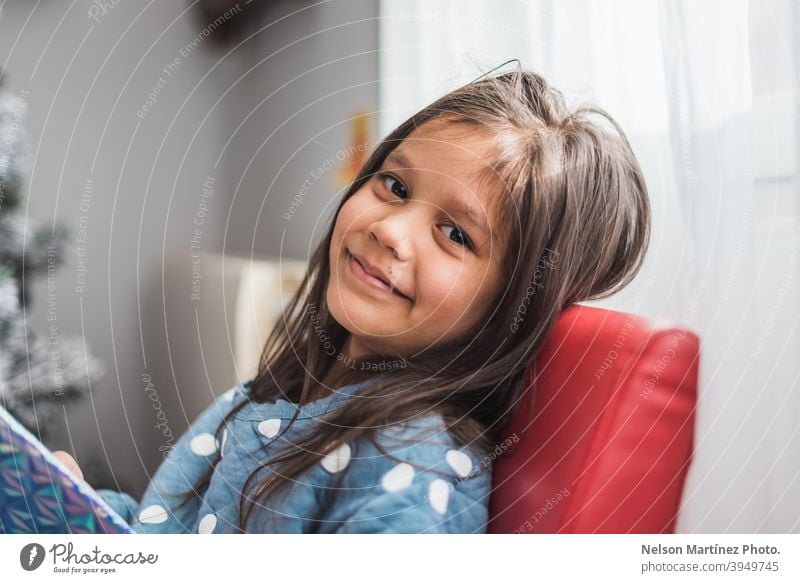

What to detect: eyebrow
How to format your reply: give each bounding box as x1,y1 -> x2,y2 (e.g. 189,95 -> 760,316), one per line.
383,150 -> 493,242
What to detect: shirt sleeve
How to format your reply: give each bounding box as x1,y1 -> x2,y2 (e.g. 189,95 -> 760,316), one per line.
95,489 -> 140,525
321,414 -> 492,534
97,383 -> 243,533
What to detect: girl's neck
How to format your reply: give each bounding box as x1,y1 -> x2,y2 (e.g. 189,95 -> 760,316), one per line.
304,355 -> 375,403
302,335 -> 384,403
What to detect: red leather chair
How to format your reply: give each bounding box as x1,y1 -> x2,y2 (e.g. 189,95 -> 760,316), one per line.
488,303 -> 699,533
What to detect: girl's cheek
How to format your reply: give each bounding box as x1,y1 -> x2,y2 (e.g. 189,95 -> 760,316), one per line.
338,190 -> 373,230
422,267 -> 466,308
335,202 -> 356,231
429,263 -> 493,326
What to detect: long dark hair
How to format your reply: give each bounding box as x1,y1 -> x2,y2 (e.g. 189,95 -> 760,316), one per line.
169,68 -> 650,532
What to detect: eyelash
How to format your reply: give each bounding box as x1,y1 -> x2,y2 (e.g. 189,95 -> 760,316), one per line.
377,172 -> 474,251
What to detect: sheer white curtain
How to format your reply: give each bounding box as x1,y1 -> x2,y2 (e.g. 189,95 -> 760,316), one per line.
379,0 -> 800,532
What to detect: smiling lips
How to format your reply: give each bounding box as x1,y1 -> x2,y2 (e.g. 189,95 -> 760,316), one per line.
347,250 -> 411,301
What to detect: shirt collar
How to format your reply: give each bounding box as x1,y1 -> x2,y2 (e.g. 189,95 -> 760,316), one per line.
236,377 -> 374,420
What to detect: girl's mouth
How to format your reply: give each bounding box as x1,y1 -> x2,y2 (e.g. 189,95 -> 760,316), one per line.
346,250 -> 410,301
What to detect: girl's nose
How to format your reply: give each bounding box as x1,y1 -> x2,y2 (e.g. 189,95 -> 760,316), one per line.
368,214 -> 412,262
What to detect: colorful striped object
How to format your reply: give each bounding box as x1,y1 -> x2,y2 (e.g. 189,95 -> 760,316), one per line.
0,406 -> 133,534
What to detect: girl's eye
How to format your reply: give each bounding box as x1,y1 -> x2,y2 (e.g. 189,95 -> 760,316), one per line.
377,172 -> 473,250
441,224 -> 472,249
380,174 -> 408,199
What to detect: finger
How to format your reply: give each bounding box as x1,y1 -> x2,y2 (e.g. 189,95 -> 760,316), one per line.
53,450 -> 84,481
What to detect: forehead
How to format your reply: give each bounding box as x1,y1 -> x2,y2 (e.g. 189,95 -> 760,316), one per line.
397,119 -> 500,172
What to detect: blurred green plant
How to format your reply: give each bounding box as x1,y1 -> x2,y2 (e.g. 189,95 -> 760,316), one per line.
0,75 -> 104,440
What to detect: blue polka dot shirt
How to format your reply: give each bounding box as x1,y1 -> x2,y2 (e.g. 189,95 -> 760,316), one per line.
96,379 -> 492,533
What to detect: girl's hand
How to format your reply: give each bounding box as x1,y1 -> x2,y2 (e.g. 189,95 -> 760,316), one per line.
52,450 -> 85,481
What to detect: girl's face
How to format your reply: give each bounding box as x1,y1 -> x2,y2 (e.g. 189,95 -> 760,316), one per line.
327,119 -> 505,360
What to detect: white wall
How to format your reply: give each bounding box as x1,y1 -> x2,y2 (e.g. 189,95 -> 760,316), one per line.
156,0 -> 382,485
0,0 -> 239,494
223,0 -> 380,260
0,0 -> 379,496
0,0 -> 378,495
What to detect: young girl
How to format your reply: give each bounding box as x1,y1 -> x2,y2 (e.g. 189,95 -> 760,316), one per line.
58,67 -> 650,533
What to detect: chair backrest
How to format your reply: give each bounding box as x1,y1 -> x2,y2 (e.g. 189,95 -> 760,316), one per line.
488,304 -> 699,533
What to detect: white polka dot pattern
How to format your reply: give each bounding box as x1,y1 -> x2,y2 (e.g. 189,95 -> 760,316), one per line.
257,418 -> 281,439
120,405 -> 492,533
446,449 -> 473,478
220,429 -> 228,458
381,463 -> 414,492
321,443 -> 351,473
190,433 -> 218,456
428,479 -> 450,515
139,504 -> 169,524
198,513 -> 217,534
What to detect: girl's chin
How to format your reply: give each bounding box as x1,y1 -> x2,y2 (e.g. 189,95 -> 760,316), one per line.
330,305 -> 410,339
339,313 -> 398,335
